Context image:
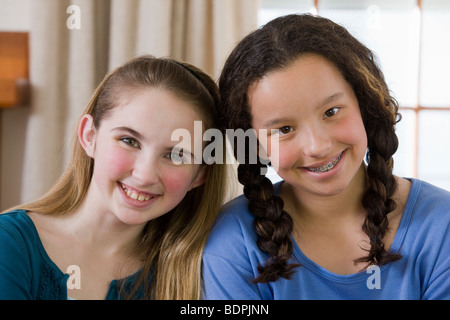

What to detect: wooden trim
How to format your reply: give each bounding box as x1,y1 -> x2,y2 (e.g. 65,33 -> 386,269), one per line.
0,32 -> 29,108
399,106 -> 450,111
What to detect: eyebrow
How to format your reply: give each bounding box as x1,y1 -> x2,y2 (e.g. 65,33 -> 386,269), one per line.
319,92 -> 344,108
112,126 -> 144,141
262,92 -> 344,127
263,117 -> 292,128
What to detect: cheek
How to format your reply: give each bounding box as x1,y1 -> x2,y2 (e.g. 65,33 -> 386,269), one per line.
339,115 -> 368,151
270,144 -> 299,172
93,146 -> 134,181
159,167 -> 198,195
259,135 -> 296,172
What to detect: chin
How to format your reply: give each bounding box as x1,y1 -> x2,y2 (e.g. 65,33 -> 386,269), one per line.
284,174 -> 351,198
312,185 -> 347,197
114,209 -> 156,226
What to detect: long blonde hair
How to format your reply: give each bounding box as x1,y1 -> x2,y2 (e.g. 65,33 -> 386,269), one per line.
8,55 -> 229,299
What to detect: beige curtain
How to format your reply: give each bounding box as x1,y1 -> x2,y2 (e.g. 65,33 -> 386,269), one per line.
1,0 -> 257,209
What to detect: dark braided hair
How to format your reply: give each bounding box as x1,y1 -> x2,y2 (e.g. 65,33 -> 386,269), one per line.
218,14 -> 402,283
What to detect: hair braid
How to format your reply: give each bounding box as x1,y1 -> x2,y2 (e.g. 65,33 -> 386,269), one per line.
356,128 -> 402,266
238,162 -> 300,283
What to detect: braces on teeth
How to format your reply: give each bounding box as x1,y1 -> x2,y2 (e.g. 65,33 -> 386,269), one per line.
307,154 -> 342,173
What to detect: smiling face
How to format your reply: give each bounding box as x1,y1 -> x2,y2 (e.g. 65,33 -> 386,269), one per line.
79,88 -> 207,226
249,54 -> 368,198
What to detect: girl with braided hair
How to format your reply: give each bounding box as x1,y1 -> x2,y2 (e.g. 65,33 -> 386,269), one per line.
202,14 -> 450,299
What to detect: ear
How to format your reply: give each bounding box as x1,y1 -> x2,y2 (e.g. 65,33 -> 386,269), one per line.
78,114 -> 96,158
189,165 -> 209,191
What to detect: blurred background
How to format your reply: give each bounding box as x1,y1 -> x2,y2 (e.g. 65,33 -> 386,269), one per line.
0,0 -> 449,211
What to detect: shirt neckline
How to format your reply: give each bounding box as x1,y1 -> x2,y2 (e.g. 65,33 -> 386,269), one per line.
16,210 -> 139,299
273,178 -> 419,282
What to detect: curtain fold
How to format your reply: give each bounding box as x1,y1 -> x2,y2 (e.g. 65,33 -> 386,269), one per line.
21,0 -> 71,201
3,0 -> 257,208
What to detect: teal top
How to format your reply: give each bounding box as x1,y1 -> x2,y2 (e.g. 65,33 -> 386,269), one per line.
0,210 -> 144,300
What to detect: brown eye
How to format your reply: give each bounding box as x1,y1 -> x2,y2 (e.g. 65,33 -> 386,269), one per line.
323,107 -> 339,119
279,126 -> 293,135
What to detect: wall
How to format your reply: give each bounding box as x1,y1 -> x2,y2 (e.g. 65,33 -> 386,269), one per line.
0,0 -> 32,210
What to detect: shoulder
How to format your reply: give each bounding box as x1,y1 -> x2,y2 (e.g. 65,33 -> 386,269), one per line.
0,210 -> 36,244
202,194 -> 267,299
205,193 -> 257,250
401,179 -> 450,264
407,179 -> 450,220
0,209 -> 43,264
402,179 -> 450,299
0,210 -> 38,299
402,178 -> 450,237
0,210 -> 68,299
417,179 -> 450,201
0,209 -> 28,223
219,193 -> 255,224
205,181 -> 284,251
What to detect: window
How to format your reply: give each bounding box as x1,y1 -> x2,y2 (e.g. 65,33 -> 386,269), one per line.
260,0 -> 450,191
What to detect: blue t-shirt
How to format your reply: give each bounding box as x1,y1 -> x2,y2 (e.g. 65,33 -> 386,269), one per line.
202,179 -> 450,299
0,210 -> 143,300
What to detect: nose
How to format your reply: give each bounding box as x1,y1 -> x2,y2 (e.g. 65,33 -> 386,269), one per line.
132,154 -> 159,186
298,124 -> 332,159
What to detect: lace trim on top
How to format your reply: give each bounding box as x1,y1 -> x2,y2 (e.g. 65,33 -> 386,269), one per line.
38,263 -> 69,300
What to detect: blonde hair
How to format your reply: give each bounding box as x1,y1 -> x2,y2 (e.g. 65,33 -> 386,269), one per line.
8,55 -> 229,299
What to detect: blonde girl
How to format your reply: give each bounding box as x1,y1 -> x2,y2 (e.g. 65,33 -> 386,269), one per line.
0,55 -> 228,299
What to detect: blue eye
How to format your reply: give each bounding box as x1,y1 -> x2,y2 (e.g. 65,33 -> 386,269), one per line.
171,150 -> 183,161
168,149 -> 192,164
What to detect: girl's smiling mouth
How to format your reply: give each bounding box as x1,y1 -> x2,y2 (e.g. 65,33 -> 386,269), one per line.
118,182 -> 159,202
305,151 -> 344,173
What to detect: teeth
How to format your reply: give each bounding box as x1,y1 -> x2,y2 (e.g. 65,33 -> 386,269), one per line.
121,184 -> 154,202
307,154 -> 342,173
129,190 -> 138,199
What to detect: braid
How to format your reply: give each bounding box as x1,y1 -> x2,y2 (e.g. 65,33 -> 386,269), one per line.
237,162 -> 300,283
355,128 -> 402,266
